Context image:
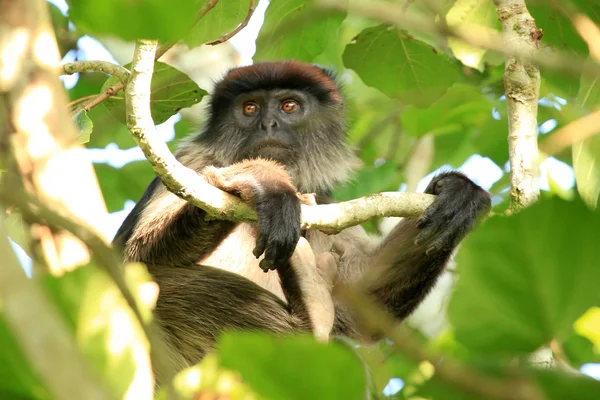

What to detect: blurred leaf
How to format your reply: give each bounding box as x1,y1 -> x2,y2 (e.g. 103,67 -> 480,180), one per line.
446,0 -> 500,71
401,85 -> 496,137
73,110 -> 93,144
449,198 -> 600,355
343,24 -> 460,107
563,331 -> 600,368
95,161 -> 156,212
172,354 -> 258,400
218,333 -> 366,400
185,0 -> 248,48
255,0 -> 346,62
69,0 -> 198,42
44,263 -> 153,398
535,368 -> 600,400
48,2 -> 77,57
574,307 -> 600,353
85,105 -> 135,149
572,58 -> 600,208
333,162 -> 400,201
68,72 -> 106,103
102,62 -> 207,125
0,316 -> 51,400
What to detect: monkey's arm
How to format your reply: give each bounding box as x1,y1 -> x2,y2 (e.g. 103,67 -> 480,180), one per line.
114,158 -> 302,267
331,172 -> 491,337
367,171 -> 490,320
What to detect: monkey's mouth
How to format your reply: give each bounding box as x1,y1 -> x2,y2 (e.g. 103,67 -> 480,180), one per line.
252,140 -> 293,161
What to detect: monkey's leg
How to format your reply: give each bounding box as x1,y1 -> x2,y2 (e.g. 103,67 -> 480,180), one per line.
284,237 -> 339,342
148,264 -> 306,371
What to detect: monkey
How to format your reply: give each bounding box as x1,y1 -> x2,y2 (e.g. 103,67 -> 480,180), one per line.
114,60 -> 491,374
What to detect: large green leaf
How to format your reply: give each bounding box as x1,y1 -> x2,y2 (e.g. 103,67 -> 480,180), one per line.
185,0 -> 248,48
255,0 -> 346,62
69,0 -> 198,41
449,197 -> 600,354
343,25 -> 461,107
218,333 -> 366,400
102,62 -> 207,126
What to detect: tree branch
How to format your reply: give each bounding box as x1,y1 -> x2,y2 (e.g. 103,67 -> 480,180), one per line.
62,61 -> 131,84
206,0 -> 256,46
493,0 -> 541,210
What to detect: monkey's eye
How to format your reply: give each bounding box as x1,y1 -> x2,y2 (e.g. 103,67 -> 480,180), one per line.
243,102 -> 258,116
281,100 -> 299,113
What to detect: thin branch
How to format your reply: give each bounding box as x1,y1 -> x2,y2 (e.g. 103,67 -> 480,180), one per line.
539,108 -> 600,156
61,61 -> 131,84
493,0 -> 541,210
206,0 -> 256,45
338,285 -> 545,400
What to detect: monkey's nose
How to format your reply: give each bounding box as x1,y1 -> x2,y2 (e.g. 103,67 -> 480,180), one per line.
260,119 -> 278,130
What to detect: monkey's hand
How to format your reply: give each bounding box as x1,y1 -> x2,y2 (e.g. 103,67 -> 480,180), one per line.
202,159 -> 301,271
415,171 -> 491,254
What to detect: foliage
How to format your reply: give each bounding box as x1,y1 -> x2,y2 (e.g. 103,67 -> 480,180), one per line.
2,0 -> 600,399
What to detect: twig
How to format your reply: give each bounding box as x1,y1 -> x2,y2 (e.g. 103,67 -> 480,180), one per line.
66,94 -> 97,108
206,0 -> 256,45
539,108 -> 600,156
62,61 -> 131,84
74,0 -> 220,114
338,285 -> 545,400
493,0 -> 541,210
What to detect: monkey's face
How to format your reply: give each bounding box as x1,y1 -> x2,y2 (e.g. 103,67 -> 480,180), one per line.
230,89 -> 320,164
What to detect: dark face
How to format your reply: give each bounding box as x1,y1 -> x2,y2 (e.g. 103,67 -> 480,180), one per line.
229,89 -> 320,164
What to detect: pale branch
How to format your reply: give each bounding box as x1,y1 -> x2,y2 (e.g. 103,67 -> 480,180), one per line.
316,0 -> 600,80
338,285 -> 545,400
61,61 -> 131,84
206,0 -> 256,46
124,42 -> 435,234
493,0 -> 541,210
0,214 -> 113,400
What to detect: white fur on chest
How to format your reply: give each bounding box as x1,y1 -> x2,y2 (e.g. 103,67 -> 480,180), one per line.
198,223 -> 286,300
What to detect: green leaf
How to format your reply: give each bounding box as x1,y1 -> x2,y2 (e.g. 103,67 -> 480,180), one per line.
102,62 -> 207,125
184,0 -> 248,48
333,162 -> 400,202
95,161 -> 156,212
343,24 -> 461,107
449,197 -> 600,355
446,0 -> 501,71
218,333 -> 366,400
85,105 -> 135,149
73,110 -> 93,144
255,0 -> 346,62
68,0 -> 198,42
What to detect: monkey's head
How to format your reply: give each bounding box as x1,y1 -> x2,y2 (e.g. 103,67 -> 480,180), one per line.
188,60 -> 357,194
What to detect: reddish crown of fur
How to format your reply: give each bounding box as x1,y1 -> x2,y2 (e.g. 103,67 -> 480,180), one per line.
210,60 -> 342,116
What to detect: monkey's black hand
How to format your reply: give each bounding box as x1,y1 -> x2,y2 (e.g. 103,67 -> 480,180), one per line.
415,172 -> 491,254
202,159 -> 302,271
253,191 -> 301,271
